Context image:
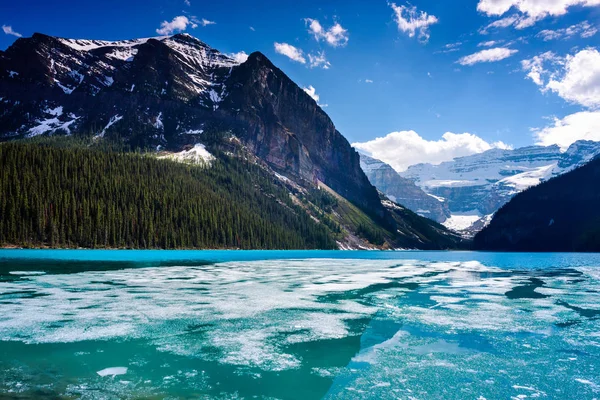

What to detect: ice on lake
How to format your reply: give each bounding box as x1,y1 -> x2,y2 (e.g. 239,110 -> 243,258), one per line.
0,250 -> 599,399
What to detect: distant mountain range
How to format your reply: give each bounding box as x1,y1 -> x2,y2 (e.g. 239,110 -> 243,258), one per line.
0,33 -> 465,250
359,141 -> 600,236
474,153 -> 600,252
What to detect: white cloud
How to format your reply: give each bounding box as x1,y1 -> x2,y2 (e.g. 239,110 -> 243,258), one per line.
228,51 -> 249,64
533,111 -> 600,149
184,0 -> 191,5
308,51 -> 331,69
523,48 -> 600,109
156,16 -> 196,35
249,26 -> 255,31
303,85 -> 327,107
200,18 -> 216,27
477,0 -> 600,28
274,42 -> 306,64
2,25 -> 21,38
305,18 -> 349,47
458,47 -> 518,66
536,21 -> 597,41
478,40 -> 501,47
365,79 -> 374,83
521,51 -> 560,85
480,15 -> 520,33
353,131 -> 511,172
390,3 -> 439,42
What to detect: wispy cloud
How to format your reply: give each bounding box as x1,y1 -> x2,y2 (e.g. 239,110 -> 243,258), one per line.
458,47 -> 518,66
2,25 -> 22,38
308,51 -> 331,69
537,21 -> 597,41
305,18 -> 349,47
478,40 -> 501,47
390,3 -> 438,42
274,42 -> 306,64
199,18 -> 216,27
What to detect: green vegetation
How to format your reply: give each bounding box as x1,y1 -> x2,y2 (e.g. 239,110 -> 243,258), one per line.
0,141 -> 336,249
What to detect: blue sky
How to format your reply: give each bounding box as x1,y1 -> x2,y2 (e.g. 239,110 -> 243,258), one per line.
2,0 -> 600,170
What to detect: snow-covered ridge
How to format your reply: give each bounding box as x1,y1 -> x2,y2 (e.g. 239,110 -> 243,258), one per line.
392,140 -> 600,234
57,37 -> 160,52
56,34 -> 241,68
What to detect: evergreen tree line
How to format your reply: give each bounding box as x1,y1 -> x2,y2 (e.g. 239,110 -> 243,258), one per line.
0,142 -> 337,249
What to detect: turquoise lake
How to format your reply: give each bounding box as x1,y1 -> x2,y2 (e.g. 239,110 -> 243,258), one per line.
1,250 -> 600,399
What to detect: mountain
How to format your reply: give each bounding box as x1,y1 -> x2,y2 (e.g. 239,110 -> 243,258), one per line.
473,154 -> 600,252
359,154 -> 450,223
395,141 -> 600,234
0,33 -> 464,250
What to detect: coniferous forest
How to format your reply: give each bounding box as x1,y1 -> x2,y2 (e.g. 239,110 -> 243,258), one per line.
0,141 -> 337,249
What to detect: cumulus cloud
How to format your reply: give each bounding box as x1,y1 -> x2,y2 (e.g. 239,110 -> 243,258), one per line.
523,48 -> 600,109
477,0 -> 600,28
390,3 -> 439,42
533,111 -> 600,149
228,51 -> 249,64
536,21 -> 597,41
365,79 -> 374,83
353,131 -> 511,172
274,42 -> 306,64
2,25 -> 21,38
156,16 -> 196,35
302,85 -> 327,107
305,18 -> 349,47
458,47 -> 518,66
308,51 -> 331,69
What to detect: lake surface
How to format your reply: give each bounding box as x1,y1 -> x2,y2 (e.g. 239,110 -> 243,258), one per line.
1,250 -> 600,399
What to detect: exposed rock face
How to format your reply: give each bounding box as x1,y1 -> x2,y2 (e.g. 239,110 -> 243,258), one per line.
359,154 -> 450,223
0,33 -> 388,225
223,53 -> 386,220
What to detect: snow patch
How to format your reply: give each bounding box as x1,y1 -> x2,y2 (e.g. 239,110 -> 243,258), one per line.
95,115 -> 123,139
153,112 -> 164,130
442,212 -> 482,232
159,144 -> 215,166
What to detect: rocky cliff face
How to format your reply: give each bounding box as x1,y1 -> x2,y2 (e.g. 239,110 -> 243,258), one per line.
359,154 -> 450,223
222,53 -> 387,220
0,33 -> 389,228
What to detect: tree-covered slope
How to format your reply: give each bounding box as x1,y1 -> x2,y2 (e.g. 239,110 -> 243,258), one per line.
473,156 -> 600,252
0,141 -> 336,249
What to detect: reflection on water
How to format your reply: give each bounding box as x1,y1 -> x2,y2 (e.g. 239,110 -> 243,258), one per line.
0,251 -> 600,399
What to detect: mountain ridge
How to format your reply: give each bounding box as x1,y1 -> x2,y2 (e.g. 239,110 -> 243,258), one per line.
0,32 -> 465,249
